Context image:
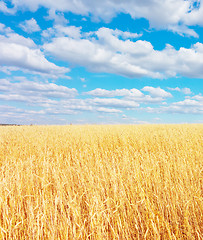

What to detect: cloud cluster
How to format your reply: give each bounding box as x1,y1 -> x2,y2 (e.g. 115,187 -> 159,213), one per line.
0,78 -> 202,124
86,87 -> 174,107
42,25 -> 82,39
142,86 -> 172,98
1,79 -> 174,108
0,105 -> 68,125
85,88 -> 144,98
144,94 -> 203,114
1,0 -> 203,36
0,23 -> 69,77
168,87 -> 192,94
0,78 -> 77,104
44,27 -> 203,79
0,79 -> 173,114
0,1 -> 202,125
1,12 -> 203,80
0,78 -> 137,115
19,18 -> 41,33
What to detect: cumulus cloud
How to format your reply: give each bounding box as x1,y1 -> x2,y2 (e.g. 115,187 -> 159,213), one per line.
0,1 -> 15,14
44,34 -> 144,78
2,79 -> 173,119
167,24 -> 199,38
0,78 -> 127,116
42,25 -> 82,39
0,78 -> 77,104
19,18 -> 41,33
163,99 -> 203,114
182,88 -> 192,95
44,98 -> 125,114
0,78 -> 202,124
85,88 -> 144,98
2,0 -> 203,36
96,107 -> 122,113
142,86 -> 172,98
96,28 -> 142,40
0,42 -> 69,77
190,94 -> 203,101
45,9 -> 68,25
168,87 -> 192,94
183,1 -> 203,26
173,99 -> 201,107
43,27 -> 203,79
0,23 -> 12,34
0,27 -> 69,77
0,32 -> 36,48
92,98 -> 140,108
0,105 -> 68,125
85,87 -> 173,103
144,96 -> 203,114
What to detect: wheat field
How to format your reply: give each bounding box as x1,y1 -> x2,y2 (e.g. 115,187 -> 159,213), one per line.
0,124 -> 202,239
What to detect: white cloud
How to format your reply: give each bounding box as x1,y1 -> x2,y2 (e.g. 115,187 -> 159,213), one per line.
0,23 -> 4,32
42,25 -> 82,39
190,94 -> 203,101
43,98 -> 125,114
19,18 -> 41,33
0,1 -> 15,14
43,30 -> 158,78
45,9 -> 68,25
165,99 -> 203,114
168,87 -> 192,94
96,28 -> 149,54
2,0 -> 203,36
0,23 -> 12,34
43,27 -> 203,79
0,78 -> 129,117
97,28 -> 142,40
142,86 -> 172,98
0,32 -> 36,48
0,29 -> 69,77
182,88 -> 192,95
92,98 -> 139,108
96,107 -> 122,113
128,95 -> 166,103
167,24 -> 199,38
0,105 -> 68,125
183,1 -> 203,26
0,78 -> 202,124
0,79 -> 77,104
0,42 -> 69,77
173,99 -> 201,106
144,97 -> 203,114
85,87 -> 171,103
85,88 -> 143,97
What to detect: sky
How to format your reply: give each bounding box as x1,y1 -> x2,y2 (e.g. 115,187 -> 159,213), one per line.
0,0 -> 202,125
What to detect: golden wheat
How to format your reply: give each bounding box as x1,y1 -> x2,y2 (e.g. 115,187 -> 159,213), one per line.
0,124 -> 202,239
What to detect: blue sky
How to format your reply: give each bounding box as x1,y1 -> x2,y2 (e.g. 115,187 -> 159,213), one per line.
0,0 -> 202,124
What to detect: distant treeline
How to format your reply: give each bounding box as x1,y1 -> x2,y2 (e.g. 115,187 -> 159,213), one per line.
0,124 -> 21,126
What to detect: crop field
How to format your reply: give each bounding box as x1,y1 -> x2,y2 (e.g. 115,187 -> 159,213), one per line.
0,124 -> 202,239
